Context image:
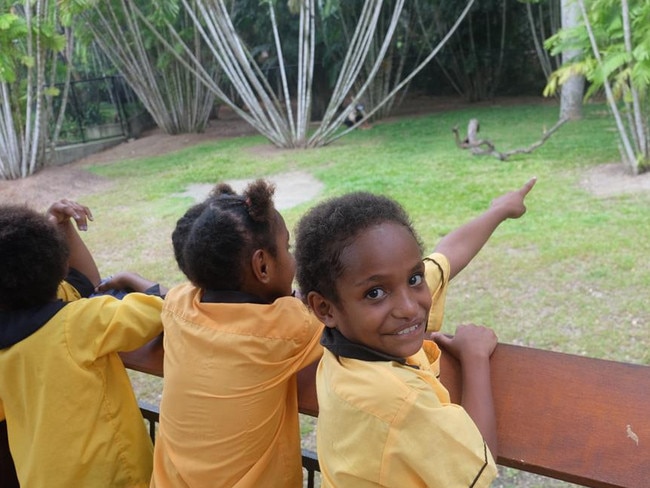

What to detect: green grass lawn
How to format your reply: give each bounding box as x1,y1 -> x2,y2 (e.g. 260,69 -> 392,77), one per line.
81,100 -> 649,366
77,99 -> 648,488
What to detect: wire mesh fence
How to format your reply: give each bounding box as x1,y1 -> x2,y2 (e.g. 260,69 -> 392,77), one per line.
52,75 -> 154,146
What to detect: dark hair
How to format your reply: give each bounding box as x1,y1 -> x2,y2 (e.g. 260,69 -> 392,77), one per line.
171,184 -> 236,274
172,200 -> 209,275
0,205 -> 69,309
181,179 -> 279,290
295,192 -> 422,304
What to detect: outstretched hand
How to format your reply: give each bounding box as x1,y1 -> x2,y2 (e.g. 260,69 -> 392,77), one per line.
489,177 -> 536,220
46,199 -> 94,231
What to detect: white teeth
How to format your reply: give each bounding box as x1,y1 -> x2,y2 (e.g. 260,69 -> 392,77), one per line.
397,324 -> 419,335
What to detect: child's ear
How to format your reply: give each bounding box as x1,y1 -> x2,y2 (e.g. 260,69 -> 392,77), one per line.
251,249 -> 270,283
307,291 -> 337,329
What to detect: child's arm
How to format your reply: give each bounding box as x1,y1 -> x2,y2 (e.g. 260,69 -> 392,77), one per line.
95,271 -> 169,296
46,199 -> 101,288
434,178 -> 536,280
433,325 -> 498,456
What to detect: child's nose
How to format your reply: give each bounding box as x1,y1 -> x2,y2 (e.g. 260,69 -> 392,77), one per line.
392,288 -> 420,318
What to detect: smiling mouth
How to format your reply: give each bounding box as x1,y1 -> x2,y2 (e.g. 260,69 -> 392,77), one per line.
396,323 -> 421,335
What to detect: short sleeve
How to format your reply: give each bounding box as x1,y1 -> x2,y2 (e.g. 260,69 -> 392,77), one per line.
423,253 -> 450,332
64,293 -> 163,363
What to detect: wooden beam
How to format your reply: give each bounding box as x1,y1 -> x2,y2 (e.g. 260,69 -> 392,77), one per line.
117,337 -> 650,487
440,343 -> 650,488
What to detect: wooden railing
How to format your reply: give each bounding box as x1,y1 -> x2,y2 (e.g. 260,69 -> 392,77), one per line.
120,335 -> 650,488
2,335 -> 649,487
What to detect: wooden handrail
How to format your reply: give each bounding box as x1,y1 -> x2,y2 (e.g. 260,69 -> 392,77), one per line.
439,343 -> 650,488
118,335 -> 650,488
119,333 -> 165,378
5,335 -> 647,487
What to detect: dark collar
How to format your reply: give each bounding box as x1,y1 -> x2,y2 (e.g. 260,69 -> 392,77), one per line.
201,289 -> 267,304
320,327 -> 408,365
0,301 -> 67,349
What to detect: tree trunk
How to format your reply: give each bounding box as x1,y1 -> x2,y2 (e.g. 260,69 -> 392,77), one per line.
559,0 -> 584,120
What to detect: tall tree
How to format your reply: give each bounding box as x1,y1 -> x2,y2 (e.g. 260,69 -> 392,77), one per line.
520,0 -> 561,81
0,1 -> 72,179
66,0 -> 217,135
559,0 -> 584,119
138,0 -> 476,148
545,0 -> 649,174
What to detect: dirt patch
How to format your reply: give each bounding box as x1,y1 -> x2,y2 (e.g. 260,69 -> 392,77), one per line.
73,107 -> 259,167
580,162 -> 650,197
174,171 -> 324,209
0,165 -> 113,211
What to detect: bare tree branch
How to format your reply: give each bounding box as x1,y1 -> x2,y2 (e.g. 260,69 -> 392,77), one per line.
452,117 -> 568,161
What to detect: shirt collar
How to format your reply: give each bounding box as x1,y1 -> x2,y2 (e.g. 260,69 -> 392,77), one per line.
201,289 -> 267,304
0,301 -> 67,349
320,326 -> 408,365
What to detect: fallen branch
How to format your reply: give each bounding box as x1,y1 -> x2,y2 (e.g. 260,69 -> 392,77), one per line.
452,117 -> 568,161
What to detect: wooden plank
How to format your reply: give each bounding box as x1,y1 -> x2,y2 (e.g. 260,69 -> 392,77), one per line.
6,338 -> 646,486
297,360 -> 319,417
440,343 -> 650,488
119,338 -> 650,488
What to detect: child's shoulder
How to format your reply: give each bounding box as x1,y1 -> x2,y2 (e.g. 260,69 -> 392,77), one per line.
320,352 -> 435,420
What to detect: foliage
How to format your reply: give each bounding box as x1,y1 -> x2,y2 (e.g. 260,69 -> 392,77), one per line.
0,12 -> 27,83
138,0 -> 478,149
418,0 -> 544,101
517,0 -> 562,81
0,1 -> 74,179
65,0 -> 217,135
544,0 -> 650,173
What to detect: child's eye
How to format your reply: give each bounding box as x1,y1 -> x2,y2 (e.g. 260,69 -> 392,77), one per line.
366,288 -> 386,300
409,273 -> 424,286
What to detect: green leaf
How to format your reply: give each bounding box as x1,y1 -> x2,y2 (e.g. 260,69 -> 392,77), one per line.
21,54 -> 34,68
44,86 -> 60,97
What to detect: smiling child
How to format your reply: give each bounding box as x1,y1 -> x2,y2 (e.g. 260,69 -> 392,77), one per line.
294,179 -> 535,487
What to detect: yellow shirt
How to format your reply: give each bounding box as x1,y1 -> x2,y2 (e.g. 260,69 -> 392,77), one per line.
316,253 -> 497,487
317,344 -> 497,487
151,284 -> 323,488
0,293 -> 164,488
56,279 -> 83,301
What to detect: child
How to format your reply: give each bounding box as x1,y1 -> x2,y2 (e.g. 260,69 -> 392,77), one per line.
151,180 -> 323,487
294,178 -> 536,487
0,199 -> 165,488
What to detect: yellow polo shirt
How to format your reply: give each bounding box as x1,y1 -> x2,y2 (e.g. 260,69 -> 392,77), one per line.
0,293 -> 164,488
151,284 -> 323,488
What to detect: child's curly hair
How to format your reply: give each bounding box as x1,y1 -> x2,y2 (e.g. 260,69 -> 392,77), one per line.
171,200 -> 210,275
0,205 -> 69,310
181,179 -> 279,290
294,192 -> 422,304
